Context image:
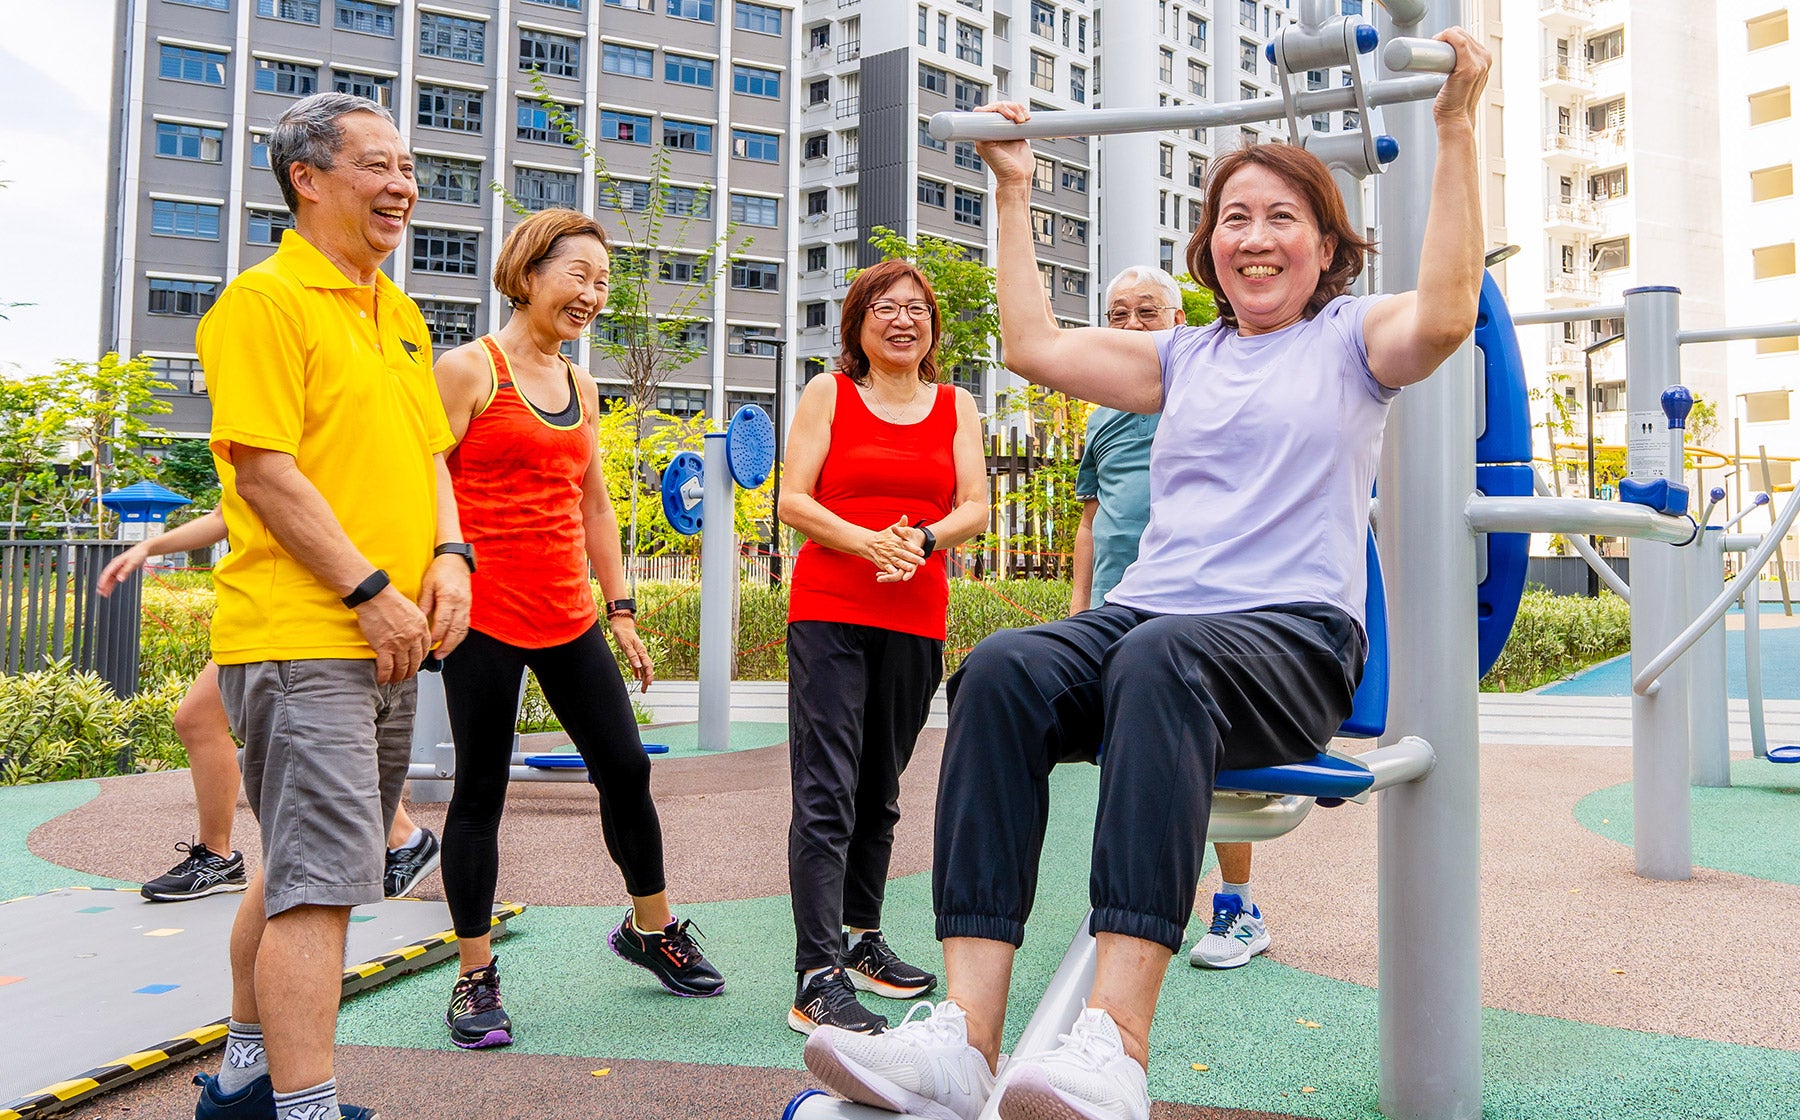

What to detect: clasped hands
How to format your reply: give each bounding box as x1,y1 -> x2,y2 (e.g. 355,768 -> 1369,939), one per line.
864,516 -> 930,584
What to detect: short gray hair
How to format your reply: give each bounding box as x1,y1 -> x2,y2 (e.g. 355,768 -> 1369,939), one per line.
268,93 -> 396,214
1104,265 -> 1182,309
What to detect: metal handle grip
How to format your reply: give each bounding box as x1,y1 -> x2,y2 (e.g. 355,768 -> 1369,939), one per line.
1382,37 -> 1456,73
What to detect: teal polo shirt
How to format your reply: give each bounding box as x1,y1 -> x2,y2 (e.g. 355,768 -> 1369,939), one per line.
1074,407 -> 1161,607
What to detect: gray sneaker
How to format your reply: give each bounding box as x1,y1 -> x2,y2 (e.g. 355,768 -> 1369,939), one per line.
142,841 -> 247,902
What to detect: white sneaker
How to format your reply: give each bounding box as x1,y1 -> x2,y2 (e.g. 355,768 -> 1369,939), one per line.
997,1007 -> 1149,1120
1188,892 -> 1270,970
804,1000 -> 997,1120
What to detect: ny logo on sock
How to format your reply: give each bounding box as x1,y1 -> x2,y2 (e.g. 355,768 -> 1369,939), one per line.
226,1041 -> 263,1069
284,1104 -> 334,1120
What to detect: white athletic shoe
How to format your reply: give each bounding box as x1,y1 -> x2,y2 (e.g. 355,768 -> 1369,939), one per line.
1189,892 -> 1271,970
996,1007 -> 1149,1120
804,999 -> 997,1120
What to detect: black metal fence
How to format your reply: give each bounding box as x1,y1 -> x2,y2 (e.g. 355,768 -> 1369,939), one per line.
1,541 -> 142,696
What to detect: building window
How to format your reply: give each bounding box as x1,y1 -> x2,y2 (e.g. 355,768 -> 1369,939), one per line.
151,199 -> 221,239
663,185 -> 711,216
418,85 -> 484,132
1753,242 -> 1798,279
1188,153 -> 1208,188
918,118 -> 947,152
523,30 -> 583,78
1059,215 -> 1087,245
148,356 -> 207,394
246,207 -> 294,244
598,109 -> 649,145
727,324 -> 780,353
954,142 -> 982,171
249,133 -> 270,168
955,21 -> 983,64
732,128 -> 780,162
1188,12 -> 1207,48
420,12 -> 485,62
1030,51 -> 1054,91
809,23 -> 830,50
918,177 -> 946,207
804,302 -> 828,329
809,78 -> 830,105
806,189 -> 829,215
1590,236 -> 1630,272
515,166 -> 581,211
735,0 -> 782,34
1589,167 -> 1627,202
147,277 -> 219,317
417,155 -> 482,203
937,13 -> 948,52
953,78 -> 987,112
1030,208 -> 1053,244
600,178 -> 651,211
1160,48 -> 1174,84
1038,261 -> 1055,296
1750,164 -> 1795,203
520,101 -> 581,144
664,53 -> 714,87
334,0 -> 394,36
919,64 -> 948,95
803,133 -> 829,160
731,260 -> 781,291
805,245 -> 828,272
734,64 -> 782,99
730,193 -> 779,226
522,0 -> 581,8
953,186 -> 984,227
413,228 -> 481,274
1749,86 -> 1792,126
1031,155 -> 1055,192
1070,65 -> 1086,103
1061,268 -> 1087,297
332,69 -> 392,106
1188,59 -> 1208,97
1747,9 -> 1789,51
1239,39 -> 1257,73
605,0 -> 654,8
1061,166 -> 1086,193
1159,240 -> 1175,274
159,45 -> 229,86
1030,0 -> 1053,38
155,121 -> 223,162
659,254 -> 700,283
1159,144 -> 1174,178
257,0 -> 318,22
416,300 -> 480,348
1585,27 -> 1623,64
663,119 -> 714,152
254,59 -> 317,97
666,0 -> 713,21
658,387 -> 708,417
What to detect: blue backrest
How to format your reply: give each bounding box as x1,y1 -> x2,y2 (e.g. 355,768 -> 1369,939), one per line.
1339,531 -> 1388,739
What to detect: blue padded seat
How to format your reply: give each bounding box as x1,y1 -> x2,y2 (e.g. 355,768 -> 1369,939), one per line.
1213,532 -> 1388,801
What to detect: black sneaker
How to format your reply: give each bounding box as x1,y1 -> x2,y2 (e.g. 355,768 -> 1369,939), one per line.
384,828 -> 441,898
142,841 -> 247,902
446,956 -> 514,1049
842,930 -> 938,999
193,1072 -> 273,1119
607,912 -> 726,997
789,966 -> 888,1036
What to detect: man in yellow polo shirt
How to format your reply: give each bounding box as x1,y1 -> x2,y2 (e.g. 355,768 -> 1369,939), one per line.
192,92 -> 472,1120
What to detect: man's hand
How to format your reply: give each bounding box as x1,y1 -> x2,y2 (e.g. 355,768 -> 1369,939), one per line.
354,586 -> 433,684
972,102 -> 1036,190
95,544 -> 153,598
417,554 -> 472,661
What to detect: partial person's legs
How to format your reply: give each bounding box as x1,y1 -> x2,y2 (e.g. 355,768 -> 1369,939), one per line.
1215,843 -> 1252,896
1192,841 -> 1269,970
256,903 -> 354,1090
178,662 -> 237,853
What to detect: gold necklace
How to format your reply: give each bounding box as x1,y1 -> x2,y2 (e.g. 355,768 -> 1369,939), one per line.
865,381 -> 924,424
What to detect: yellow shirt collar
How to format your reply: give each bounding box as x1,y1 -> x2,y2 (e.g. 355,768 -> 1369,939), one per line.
275,228 -> 403,299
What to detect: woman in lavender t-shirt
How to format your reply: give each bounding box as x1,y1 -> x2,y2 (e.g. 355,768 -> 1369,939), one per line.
799,28 -> 1493,1120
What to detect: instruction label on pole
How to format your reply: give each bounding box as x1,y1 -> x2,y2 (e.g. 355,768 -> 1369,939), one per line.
1626,410 -> 1666,480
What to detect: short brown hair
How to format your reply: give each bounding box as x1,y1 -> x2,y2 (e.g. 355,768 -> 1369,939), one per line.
493,208 -> 612,307
1185,144 -> 1375,331
836,259 -> 941,386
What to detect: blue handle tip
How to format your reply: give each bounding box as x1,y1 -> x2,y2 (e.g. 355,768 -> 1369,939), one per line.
1375,135 -> 1399,163
1356,24 -> 1379,54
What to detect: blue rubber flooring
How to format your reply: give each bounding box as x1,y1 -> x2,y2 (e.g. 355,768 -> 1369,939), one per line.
1541,601 -> 1800,699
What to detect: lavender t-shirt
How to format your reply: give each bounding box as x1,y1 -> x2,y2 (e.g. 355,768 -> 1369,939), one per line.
1105,294 -> 1395,628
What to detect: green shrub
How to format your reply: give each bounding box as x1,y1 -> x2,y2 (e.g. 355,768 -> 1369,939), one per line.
1479,588 -> 1631,692
0,659 -> 185,784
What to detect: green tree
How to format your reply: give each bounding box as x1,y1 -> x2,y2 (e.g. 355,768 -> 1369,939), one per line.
145,437 -> 222,519
43,353 -> 172,536
860,225 -> 1001,382
593,403 -> 771,557
1174,274 -> 1220,328
0,373 -> 62,536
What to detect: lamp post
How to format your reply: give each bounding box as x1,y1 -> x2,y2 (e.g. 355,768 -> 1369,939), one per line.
762,337 -> 788,583
1584,331 -> 1624,595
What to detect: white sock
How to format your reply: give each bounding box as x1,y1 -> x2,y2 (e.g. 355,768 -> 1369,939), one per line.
274,1079 -> 337,1120
390,826 -> 424,853
1221,882 -> 1252,909
217,1019 -> 265,1094
845,927 -> 877,948
801,965 -> 832,986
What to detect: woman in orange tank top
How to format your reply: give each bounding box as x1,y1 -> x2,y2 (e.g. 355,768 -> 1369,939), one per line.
430,210 -> 724,1051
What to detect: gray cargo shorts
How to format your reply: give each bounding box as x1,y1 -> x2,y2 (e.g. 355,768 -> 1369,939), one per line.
218,659 -> 417,918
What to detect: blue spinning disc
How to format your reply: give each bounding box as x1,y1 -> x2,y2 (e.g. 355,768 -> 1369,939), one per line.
726,405 -> 776,490
660,450 -> 705,535
1768,745 -> 1800,764
523,753 -> 586,769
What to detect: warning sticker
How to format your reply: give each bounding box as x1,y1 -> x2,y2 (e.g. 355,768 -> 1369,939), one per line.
1626,410 -> 1666,480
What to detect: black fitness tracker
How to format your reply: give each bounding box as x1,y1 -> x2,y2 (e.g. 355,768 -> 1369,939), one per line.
914,521 -> 937,559
433,541 -> 477,572
341,569 -> 390,608
605,597 -> 638,617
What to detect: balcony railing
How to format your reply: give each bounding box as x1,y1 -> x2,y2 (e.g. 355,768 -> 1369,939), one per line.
1545,199 -> 1599,227
1539,0 -> 1594,20
1544,130 -> 1597,161
833,152 -> 859,174
834,96 -> 860,119
1546,269 -> 1600,300
835,40 -> 861,64
1540,57 -> 1593,86
832,208 -> 859,231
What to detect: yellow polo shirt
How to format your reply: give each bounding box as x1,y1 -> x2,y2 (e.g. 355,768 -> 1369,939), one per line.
198,230 -> 453,663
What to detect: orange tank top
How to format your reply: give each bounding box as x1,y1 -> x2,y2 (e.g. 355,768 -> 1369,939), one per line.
448,336 -> 598,648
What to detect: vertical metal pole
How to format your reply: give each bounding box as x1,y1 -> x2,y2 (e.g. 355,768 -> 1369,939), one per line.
1689,526 -> 1730,786
698,432 -> 734,751
1375,2 -> 1481,1115
409,669 -> 456,803
1746,570 -> 1767,759
768,339 -> 787,584
1624,286 -> 1690,879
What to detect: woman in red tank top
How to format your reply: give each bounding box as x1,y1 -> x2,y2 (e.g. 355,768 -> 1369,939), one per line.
429,210 -> 724,1051
778,259 -> 990,1034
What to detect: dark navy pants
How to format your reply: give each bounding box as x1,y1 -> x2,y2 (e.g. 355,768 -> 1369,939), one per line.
932,603 -> 1361,954
788,620 -> 945,972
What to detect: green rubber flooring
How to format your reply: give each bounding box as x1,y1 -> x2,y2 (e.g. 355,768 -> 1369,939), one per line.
1575,758 -> 1800,887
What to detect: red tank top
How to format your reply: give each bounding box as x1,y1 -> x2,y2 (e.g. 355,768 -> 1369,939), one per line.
787,374 -> 958,640
448,336 -> 597,648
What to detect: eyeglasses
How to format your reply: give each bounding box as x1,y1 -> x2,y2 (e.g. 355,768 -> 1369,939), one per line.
870,301 -> 934,321
1105,306 -> 1177,326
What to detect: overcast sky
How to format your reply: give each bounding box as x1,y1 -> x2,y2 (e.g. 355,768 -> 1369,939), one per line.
0,0 -> 115,378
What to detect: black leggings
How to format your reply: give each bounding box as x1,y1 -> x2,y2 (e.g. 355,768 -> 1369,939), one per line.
440,625 -> 666,938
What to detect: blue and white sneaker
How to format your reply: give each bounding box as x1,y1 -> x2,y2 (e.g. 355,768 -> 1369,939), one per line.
1188,892 -> 1270,970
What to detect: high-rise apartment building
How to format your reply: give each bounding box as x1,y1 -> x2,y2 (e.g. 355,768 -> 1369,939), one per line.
100,0 -> 799,438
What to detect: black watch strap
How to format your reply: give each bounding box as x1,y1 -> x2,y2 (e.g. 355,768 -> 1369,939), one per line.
914,521 -> 937,559
433,541 -> 477,573
606,597 -> 637,617
341,569 -> 390,608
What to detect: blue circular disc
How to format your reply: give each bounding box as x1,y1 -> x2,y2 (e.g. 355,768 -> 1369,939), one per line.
660,450 -> 705,536
727,405 -> 777,490
523,753 -> 586,770
1768,745 -> 1800,764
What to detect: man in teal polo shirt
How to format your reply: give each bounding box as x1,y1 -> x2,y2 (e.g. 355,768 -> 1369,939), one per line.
1071,265 -> 1271,971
